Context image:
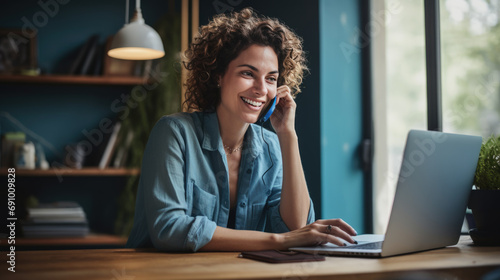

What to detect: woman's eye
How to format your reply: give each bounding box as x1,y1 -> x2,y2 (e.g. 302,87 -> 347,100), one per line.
267,77 -> 277,82
242,71 -> 253,77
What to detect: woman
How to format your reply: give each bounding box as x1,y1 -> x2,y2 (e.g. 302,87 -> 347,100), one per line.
126,8 -> 357,252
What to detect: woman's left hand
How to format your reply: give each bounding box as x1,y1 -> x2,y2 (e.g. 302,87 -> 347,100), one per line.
270,85 -> 296,135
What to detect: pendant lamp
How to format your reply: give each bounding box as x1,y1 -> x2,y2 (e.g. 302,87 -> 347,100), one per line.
108,0 -> 165,60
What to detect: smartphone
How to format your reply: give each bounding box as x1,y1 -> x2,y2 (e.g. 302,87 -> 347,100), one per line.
256,96 -> 277,124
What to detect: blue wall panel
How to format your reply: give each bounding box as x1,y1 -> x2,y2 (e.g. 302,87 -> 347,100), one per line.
320,0 -> 364,233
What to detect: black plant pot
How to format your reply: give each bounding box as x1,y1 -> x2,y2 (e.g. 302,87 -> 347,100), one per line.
468,190 -> 500,246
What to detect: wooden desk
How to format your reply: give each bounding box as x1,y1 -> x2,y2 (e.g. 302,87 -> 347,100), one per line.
2,236 -> 500,280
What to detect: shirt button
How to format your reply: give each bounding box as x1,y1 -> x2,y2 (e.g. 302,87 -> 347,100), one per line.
246,169 -> 251,174
240,202 -> 246,207
266,189 -> 271,195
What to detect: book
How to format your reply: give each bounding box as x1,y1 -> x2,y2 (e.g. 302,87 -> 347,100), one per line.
1,132 -> 26,167
91,43 -> 104,76
78,35 -> 99,75
84,120 -> 121,168
22,223 -> 89,238
112,130 -> 134,167
69,35 -> 99,75
27,201 -> 86,218
27,217 -> 87,223
98,121 -> 121,169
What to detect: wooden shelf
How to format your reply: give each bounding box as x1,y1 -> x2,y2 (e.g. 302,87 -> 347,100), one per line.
0,167 -> 140,177
0,74 -> 148,85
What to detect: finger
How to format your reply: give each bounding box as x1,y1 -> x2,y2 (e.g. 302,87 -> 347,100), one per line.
276,85 -> 291,100
323,233 -> 345,247
334,220 -> 358,237
327,225 -> 357,245
277,85 -> 290,94
275,96 -> 296,110
309,224 -> 351,246
317,223 -> 354,244
316,219 -> 357,236
314,220 -> 357,245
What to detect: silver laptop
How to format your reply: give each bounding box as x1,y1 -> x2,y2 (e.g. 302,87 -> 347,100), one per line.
291,130 -> 482,257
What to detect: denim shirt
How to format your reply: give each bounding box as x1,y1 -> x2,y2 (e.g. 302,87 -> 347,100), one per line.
126,112 -> 315,252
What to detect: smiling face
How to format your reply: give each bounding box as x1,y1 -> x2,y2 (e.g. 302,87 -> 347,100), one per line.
216,44 -> 279,125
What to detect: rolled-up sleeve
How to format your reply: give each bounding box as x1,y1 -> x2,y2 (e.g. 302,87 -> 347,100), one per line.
141,117 -> 216,252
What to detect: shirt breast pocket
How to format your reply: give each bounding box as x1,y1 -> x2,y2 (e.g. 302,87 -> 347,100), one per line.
189,181 -> 217,221
250,202 -> 267,230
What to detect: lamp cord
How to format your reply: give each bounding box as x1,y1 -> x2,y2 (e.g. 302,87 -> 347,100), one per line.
125,0 -> 129,24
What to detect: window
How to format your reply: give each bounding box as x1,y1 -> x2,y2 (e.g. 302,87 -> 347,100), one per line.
373,0 -> 500,233
374,0 -> 427,233
441,0 -> 500,137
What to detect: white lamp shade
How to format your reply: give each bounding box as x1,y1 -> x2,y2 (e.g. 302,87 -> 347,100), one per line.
108,21 -> 165,60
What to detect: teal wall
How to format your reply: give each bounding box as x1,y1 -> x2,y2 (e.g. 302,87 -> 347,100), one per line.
0,0 -> 174,74
320,0 -> 365,232
0,0 -> 177,234
0,0 -> 177,164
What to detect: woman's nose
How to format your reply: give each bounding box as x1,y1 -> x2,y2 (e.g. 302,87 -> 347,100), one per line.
253,78 -> 268,96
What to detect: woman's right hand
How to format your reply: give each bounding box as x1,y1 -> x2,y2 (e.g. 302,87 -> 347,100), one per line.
274,219 -> 358,250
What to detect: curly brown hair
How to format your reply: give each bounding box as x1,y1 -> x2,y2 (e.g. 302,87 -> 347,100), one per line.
183,8 -> 308,112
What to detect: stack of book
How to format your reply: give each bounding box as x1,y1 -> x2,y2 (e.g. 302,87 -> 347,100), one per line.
22,202 -> 89,238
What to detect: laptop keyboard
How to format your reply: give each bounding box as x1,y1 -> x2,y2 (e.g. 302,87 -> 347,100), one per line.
346,241 -> 383,250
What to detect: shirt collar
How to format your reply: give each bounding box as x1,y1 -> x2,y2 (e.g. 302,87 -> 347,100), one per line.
201,112 -> 220,151
245,123 -> 264,158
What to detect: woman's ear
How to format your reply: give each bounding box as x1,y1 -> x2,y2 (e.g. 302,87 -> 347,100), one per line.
217,76 -> 222,88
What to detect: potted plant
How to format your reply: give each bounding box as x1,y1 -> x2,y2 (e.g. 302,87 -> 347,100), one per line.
468,135 -> 500,246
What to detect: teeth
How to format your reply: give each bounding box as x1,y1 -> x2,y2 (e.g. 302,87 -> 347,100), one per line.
241,97 -> 263,107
